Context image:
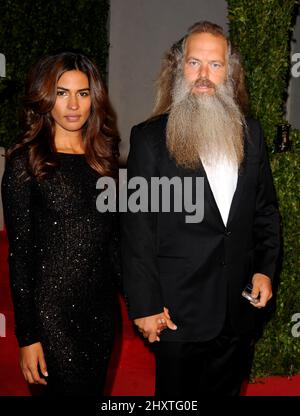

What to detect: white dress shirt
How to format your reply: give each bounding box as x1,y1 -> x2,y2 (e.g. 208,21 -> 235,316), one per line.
202,158 -> 238,226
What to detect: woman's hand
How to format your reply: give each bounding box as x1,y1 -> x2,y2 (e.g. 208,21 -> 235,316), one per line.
20,342 -> 48,385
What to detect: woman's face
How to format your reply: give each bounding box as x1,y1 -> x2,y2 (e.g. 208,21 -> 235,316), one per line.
51,70 -> 91,134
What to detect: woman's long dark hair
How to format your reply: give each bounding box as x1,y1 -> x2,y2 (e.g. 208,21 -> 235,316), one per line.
7,51 -> 120,179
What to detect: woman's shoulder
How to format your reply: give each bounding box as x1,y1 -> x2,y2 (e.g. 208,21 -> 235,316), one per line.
3,146 -> 31,180
5,146 -> 29,166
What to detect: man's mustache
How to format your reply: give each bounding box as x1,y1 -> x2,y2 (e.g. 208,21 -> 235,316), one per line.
193,77 -> 216,90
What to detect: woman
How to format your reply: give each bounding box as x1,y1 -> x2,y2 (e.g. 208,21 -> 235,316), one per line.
1,51 -> 120,396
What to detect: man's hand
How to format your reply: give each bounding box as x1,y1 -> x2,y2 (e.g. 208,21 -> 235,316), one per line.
134,307 -> 177,343
251,273 -> 273,308
20,342 -> 48,385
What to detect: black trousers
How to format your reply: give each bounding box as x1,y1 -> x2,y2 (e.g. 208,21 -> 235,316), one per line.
153,318 -> 254,397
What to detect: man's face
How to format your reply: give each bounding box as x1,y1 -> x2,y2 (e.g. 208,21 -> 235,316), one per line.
183,32 -> 228,95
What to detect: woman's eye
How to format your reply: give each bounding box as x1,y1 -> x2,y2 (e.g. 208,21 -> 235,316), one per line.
79,91 -> 89,97
57,90 -> 67,96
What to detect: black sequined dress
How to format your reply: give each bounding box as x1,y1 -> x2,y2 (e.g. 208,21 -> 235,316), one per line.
1,150 -> 120,395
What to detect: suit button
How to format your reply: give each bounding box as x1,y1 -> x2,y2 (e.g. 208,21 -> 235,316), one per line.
225,230 -> 231,236
221,261 -> 227,267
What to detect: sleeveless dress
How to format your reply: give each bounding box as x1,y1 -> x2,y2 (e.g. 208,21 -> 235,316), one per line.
1,150 -> 120,395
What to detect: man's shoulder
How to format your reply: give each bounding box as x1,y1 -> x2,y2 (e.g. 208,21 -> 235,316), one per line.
244,116 -> 264,144
132,113 -> 168,135
245,116 -> 261,132
129,114 -> 168,154
244,116 -> 266,157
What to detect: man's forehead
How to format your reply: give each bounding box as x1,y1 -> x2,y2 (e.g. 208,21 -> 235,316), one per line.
185,32 -> 228,57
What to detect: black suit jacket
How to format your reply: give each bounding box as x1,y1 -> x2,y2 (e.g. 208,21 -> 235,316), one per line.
121,114 -> 280,342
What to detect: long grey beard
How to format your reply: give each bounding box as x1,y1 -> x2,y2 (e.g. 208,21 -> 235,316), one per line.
166,76 -> 245,170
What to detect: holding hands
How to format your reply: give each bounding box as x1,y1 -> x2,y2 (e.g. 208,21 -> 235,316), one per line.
134,307 -> 177,343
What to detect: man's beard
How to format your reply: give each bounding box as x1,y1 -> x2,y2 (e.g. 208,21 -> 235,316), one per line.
166,74 -> 245,170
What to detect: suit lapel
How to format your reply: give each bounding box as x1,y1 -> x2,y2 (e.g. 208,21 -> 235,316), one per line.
226,164 -> 246,227
226,127 -> 248,228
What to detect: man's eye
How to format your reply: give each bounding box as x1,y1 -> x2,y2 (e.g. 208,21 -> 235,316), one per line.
211,62 -> 221,69
188,60 -> 199,67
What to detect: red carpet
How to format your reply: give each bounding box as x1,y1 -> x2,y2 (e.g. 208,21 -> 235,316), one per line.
0,230 -> 299,396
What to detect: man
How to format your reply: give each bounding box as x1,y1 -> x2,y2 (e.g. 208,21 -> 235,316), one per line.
121,21 -> 280,396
